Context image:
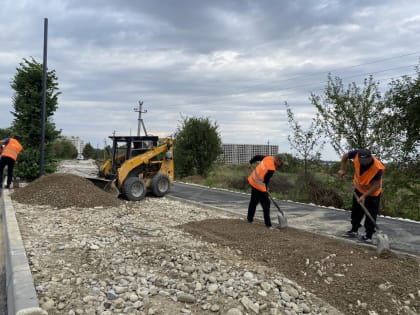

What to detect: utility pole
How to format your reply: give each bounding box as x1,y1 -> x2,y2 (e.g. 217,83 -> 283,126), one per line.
133,100 -> 148,136
40,18 -> 48,176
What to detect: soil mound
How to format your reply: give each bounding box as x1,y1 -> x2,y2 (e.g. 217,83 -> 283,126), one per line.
11,173 -> 122,209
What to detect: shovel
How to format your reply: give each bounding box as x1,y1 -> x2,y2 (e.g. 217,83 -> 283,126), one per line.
353,192 -> 390,255
268,192 -> 288,229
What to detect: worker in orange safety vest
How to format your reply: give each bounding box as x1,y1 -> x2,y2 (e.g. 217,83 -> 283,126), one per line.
338,148 -> 385,243
247,154 -> 285,229
0,135 -> 23,189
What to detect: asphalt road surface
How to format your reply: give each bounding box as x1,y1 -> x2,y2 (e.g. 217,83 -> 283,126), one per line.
169,182 -> 420,257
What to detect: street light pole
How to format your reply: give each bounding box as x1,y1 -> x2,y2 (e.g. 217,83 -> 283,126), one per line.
40,18 -> 48,176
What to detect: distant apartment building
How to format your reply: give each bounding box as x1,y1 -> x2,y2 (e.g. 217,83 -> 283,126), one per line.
67,136 -> 85,160
221,143 -> 279,164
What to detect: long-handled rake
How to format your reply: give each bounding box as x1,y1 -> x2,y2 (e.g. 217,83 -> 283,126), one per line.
353,192 -> 390,255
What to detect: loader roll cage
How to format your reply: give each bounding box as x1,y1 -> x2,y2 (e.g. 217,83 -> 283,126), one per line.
109,135 -> 160,177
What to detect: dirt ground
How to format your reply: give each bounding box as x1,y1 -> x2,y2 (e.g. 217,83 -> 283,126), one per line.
181,219 -> 420,315
10,166 -> 420,315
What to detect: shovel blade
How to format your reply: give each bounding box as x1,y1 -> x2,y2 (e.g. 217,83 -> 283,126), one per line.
277,213 -> 288,229
376,232 -> 390,255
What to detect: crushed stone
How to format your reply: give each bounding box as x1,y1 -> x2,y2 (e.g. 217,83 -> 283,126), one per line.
11,173 -> 121,209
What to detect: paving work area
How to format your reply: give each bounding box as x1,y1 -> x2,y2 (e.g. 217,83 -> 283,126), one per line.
170,182 -> 420,257
8,175 -> 342,315
1,160 -> 419,314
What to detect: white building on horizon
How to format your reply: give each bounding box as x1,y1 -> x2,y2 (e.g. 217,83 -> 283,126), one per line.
67,136 -> 85,160
221,143 -> 279,164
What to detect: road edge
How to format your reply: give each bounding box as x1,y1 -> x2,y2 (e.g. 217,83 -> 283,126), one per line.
2,189 -> 43,315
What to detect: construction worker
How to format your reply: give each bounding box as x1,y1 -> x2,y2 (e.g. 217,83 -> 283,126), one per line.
247,154 -> 284,229
338,148 -> 385,243
0,135 -> 23,189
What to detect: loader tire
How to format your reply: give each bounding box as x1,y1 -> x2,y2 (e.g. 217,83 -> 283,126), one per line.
151,174 -> 170,197
122,177 -> 147,201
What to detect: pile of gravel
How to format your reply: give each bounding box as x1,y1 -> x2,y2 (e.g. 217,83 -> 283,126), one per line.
11,173 -> 122,209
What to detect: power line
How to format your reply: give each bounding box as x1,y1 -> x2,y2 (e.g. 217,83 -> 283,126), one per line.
277,64 -> 417,92
276,51 -> 420,83
276,72 -> 418,100
239,52 -> 420,90
160,53 -> 420,108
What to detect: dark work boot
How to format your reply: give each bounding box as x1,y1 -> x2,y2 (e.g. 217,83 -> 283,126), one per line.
344,229 -> 358,238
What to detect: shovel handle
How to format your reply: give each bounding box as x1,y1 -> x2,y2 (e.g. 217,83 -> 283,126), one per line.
268,192 -> 285,216
353,191 -> 380,230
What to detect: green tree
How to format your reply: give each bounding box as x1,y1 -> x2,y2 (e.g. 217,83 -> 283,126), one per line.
82,142 -> 96,159
382,66 -> 420,162
377,66 -> 420,219
51,138 -> 78,159
285,102 -> 324,176
96,144 -> 112,162
311,74 -> 385,157
0,128 -> 13,140
10,58 -> 61,179
174,116 -> 223,177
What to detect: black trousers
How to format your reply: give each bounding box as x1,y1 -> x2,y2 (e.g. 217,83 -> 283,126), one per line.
0,156 -> 16,188
351,189 -> 381,238
247,187 -> 272,227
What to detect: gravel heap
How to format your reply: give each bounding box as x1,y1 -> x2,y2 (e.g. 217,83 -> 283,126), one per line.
11,173 -> 122,209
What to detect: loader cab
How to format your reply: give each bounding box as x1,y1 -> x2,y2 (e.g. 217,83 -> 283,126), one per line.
131,137 -> 157,157
109,136 -> 159,176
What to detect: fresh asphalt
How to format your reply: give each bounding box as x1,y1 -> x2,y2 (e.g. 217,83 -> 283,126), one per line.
169,182 -> 420,257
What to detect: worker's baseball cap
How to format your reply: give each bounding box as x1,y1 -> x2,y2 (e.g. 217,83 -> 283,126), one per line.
274,154 -> 288,166
13,135 -> 22,142
358,149 -> 372,165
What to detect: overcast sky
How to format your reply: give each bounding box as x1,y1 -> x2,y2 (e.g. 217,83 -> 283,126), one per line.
1,0 -> 419,160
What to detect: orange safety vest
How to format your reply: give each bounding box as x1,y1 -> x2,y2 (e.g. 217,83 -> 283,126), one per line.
248,156 -> 276,192
353,154 -> 385,196
2,138 -> 23,161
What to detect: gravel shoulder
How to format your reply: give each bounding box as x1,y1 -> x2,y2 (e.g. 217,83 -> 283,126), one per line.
13,195 -> 340,315
8,160 -> 420,315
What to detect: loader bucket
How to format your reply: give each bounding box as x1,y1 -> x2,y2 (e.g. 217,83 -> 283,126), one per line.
86,177 -> 120,197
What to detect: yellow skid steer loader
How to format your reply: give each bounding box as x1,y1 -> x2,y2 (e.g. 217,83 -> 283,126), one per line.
89,135 -> 174,201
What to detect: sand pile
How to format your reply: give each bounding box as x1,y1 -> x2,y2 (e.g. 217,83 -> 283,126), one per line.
11,173 -> 122,209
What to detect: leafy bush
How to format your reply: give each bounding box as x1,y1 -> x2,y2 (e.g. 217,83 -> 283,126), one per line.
174,117 -> 222,178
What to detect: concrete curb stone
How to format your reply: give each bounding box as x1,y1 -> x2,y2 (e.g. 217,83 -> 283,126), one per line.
1,189 -> 44,315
